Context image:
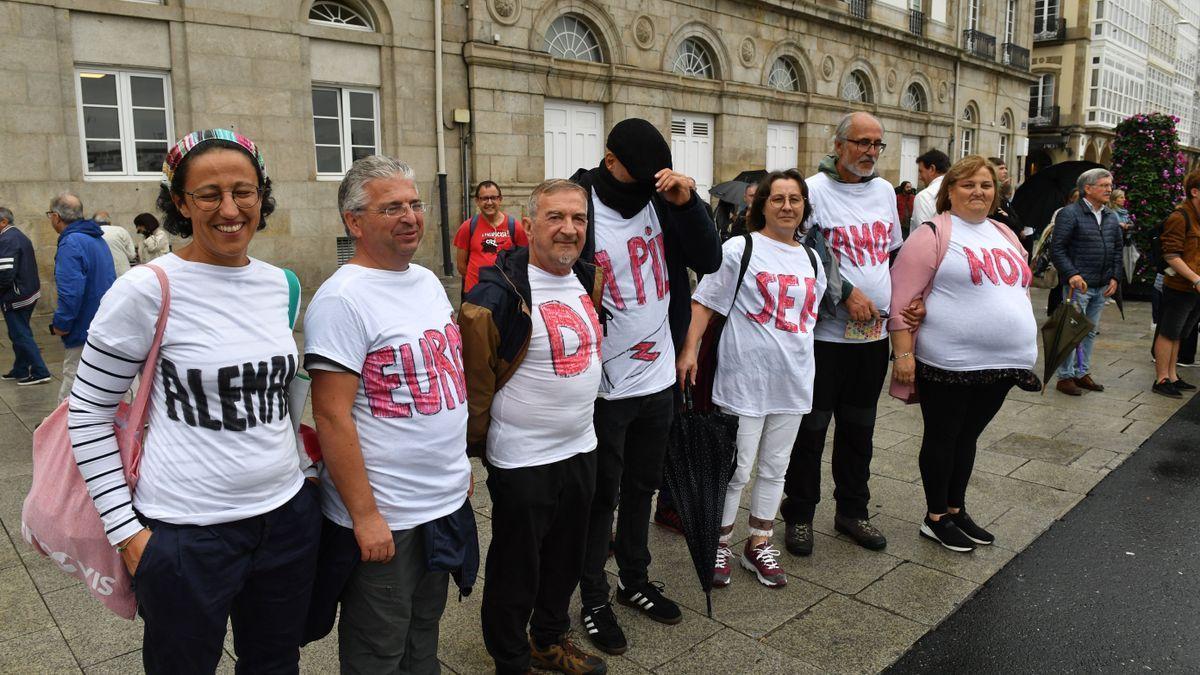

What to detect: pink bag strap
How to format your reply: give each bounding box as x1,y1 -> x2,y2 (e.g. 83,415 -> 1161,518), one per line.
125,264 -> 171,451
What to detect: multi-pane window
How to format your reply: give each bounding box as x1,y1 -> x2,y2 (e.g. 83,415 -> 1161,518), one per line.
901,83 -> 927,112
1084,52 -> 1145,127
76,69 -> 172,177
999,112 -> 1013,167
672,38 -> 716,79
960,106 -> 975,158
544,14 -> 603,62
768,57 -> 803,92
1029,72 -> 1055,116
312,87 -> 379,175
1034,0 -> 1059,36
1004,0 -> 1017,43
309,1 -> 374,30
841,71 -> 872,103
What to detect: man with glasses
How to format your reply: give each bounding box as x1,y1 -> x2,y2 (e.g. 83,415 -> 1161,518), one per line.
304,155 -> 471,672
47,192 -> 116,400
455,180 -> 528,294
1049,168 -> 1123,396
780,111 -> 903,557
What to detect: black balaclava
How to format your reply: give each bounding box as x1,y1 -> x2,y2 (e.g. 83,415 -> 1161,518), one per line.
590,118 -> 673,219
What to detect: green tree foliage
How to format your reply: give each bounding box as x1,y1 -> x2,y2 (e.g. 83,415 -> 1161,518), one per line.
1111,112 -> 1187,285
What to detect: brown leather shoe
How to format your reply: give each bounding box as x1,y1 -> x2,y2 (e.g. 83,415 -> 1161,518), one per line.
531,633 -> 608,674
1056,378 -> 1083,396
1074,375 -> 1105,392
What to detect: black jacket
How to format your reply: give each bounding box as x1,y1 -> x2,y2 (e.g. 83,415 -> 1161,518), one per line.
570,168 -> 723,349
459,246 -> 603,454
1050,199 -> 1124,287
0,224 -> 42,312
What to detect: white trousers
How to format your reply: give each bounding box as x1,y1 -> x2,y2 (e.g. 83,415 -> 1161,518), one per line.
58,346 -> 83,403
720,412 -> 804,528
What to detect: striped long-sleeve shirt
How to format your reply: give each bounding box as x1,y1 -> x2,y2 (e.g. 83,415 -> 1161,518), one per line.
67,340 -> 144,544
67,256 -> 305,546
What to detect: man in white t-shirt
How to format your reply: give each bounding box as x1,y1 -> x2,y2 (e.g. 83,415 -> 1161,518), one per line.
304,156 -> 472,673
781,112 -> 903,557
910,149 -> 949,230
568,119 -> 722,654
460,179 -> 607,675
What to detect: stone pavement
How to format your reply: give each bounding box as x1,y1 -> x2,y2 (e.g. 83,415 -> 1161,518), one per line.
0,291 -> 1190,674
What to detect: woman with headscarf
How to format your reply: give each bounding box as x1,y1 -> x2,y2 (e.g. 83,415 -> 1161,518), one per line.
67,129 -> 319,672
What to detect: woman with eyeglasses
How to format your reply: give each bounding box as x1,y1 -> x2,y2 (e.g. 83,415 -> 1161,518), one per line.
676,169 -> 826,589
67,129 -> 320,672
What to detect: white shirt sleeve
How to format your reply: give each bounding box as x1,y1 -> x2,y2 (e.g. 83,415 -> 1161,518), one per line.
911,188 -> 937,231
303,293 -> 370,375
692,237 -> 748,315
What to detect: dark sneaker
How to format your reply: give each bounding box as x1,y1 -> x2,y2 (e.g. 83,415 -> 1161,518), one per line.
615,580 -> 682,625
920,515 -> 976,552
740,540 -> 787,588
17,374 -> 51,386
834,514 -> 887,550
1,371 -> 23,381
1172,377 -> 1197,391
784,521 -> 814,556
531,633 -> 608,674
580,603 -> 627,655
949,511 -> 994,545
653,506 -> 684,535
712,543 -> 734,588
1153,379 -> 1183,399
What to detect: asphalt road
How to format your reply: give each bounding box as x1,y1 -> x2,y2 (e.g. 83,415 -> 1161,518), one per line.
888,393 -> 1200,673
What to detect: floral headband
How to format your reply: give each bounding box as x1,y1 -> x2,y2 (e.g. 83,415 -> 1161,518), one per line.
161,129 -> 267,189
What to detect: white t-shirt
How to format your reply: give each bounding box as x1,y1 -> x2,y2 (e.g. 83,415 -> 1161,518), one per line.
591,190 -> 676,399
916,216 -> 1038,371
304,263 -> 471,531
693,233 -> 827,416
910,175 -> 943,230
487,266 -> 603,468
806,172 -> 904,343
85,254 -> 303,525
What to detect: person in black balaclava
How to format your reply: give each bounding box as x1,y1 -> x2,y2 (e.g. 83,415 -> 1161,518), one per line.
569,119 -> 721,656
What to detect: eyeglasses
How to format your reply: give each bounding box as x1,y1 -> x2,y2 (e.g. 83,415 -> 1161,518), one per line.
767,195 -> 806,207
359,201 -> 426,219
476,195 -> 501,202
842,137 -> 887,153
185,187 -> 263,212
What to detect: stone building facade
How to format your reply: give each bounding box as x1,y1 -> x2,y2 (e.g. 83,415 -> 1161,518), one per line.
0,0 -> 1032,294
1027,0 -> 1200,173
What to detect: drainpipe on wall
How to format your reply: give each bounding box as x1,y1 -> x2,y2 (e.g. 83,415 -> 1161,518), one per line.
435,0 -> 453,275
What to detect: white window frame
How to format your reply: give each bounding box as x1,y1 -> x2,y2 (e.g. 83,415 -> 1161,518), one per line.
312,85 -> 381,179
308,0 -> 375,31
1005,0 -> 1017,43
75,68 -> 174,181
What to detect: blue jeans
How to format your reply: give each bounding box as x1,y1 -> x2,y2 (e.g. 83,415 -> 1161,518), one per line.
1056,286 -> 1106,380
3,303 -> 51,379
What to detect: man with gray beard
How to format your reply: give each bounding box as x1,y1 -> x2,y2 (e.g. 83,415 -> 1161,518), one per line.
780,112 -> 904,557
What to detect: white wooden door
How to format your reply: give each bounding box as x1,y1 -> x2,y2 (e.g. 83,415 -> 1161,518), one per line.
765,122 -> 800,172
670,113 -> 714,201
900,135 -> 920,187
543,99 -> 604,179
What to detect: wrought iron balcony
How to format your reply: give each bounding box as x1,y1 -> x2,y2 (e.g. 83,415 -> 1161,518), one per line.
1002,43 -> 1030,70
963,29 -> 997,60
1034,16 -> 1067,42
848,0 -> 870,20
909,9 -> 926,37
1028,105 -> 1060,128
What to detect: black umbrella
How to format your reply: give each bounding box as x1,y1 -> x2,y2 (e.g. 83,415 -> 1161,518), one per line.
1012,161 -> 1104,239
1040,291 -> 1096,391
710,169 -> 769,206
661,387 -> 738,618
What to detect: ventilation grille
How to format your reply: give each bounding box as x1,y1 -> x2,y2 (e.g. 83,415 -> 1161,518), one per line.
670,119 -> 687,135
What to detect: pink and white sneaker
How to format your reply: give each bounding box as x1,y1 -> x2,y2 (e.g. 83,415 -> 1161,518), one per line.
713,543 -> 734,587
741,540 -> 787,588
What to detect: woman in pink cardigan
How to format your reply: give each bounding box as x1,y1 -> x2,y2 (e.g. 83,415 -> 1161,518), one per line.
888,155 -> 1039,553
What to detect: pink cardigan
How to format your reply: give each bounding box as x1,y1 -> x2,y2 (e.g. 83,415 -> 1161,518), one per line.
886,211 -> 1026,401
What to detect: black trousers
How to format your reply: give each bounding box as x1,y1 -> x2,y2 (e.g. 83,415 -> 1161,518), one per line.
782,339 -> 889,523
579,386 -> 674,608
134,483 -> 321,675
483,451 -> 597,674
916,373 -> 1013,514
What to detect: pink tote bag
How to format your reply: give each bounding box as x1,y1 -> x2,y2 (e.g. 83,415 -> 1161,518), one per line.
20,264 -> 169,620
